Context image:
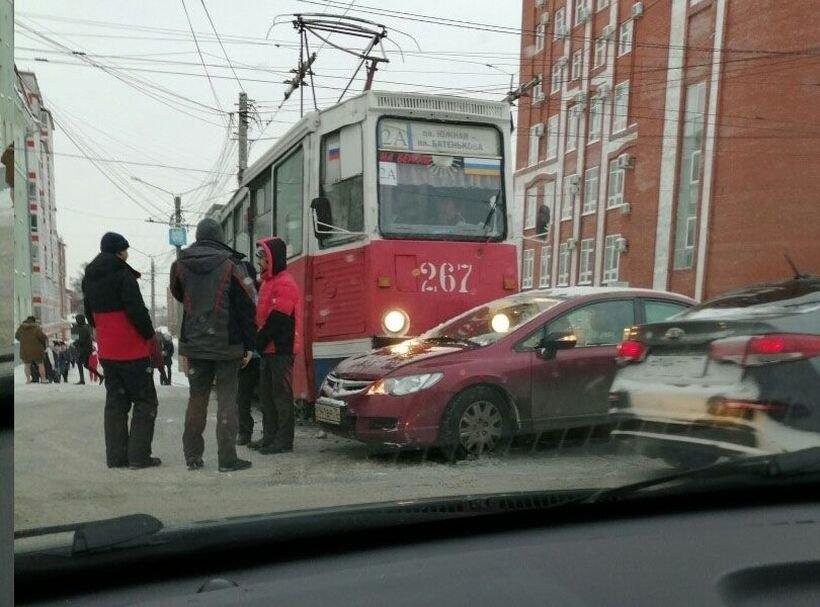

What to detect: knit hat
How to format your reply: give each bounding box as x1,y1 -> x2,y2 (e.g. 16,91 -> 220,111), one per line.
195,218 -> 224,243
100,232 -> 130,254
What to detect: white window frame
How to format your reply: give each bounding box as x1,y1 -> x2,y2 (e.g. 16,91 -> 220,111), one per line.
554,8 -> 567,39
607,159 -> 625,208
546,114 -> 560,159
618,20 -> 634,56
551,63 -> 563,94
528,124 -> 542,166
535,20 -> 546,53
558,242 -> 570,286
594,37 -> 607,69
583,166 -> 599,214
531,79 -> 544,105
597,0 -> 609,11
612,81 -> 630,134
579,239 -> 594,284
603,234 -> 621,283
562,174 -> 577,220
690,148 -> 702,183
685,216 -> 697,250
525,187 -> 538,229
539,248 -> 552,287
522,249 -> 535,289
588,96 -> 602,143
543,181 -> 556,229
571,49 -> 583,81
566,105 -> 581,152
575,1 -> 588,26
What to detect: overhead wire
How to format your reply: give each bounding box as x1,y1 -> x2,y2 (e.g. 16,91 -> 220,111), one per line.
178,0 -> 227,121
198,0 -> 245,92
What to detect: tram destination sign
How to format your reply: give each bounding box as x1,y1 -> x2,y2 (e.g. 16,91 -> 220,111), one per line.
379,119 -> 500,158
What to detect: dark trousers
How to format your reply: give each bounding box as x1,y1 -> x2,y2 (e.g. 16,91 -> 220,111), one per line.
183,359 -> 241,466
101,358 -> 159,467
237,357 -> 260,438
258,355 -> 295,450
163,358 -> 173,385
61,368 -> 69,383
157,365 -> 169,385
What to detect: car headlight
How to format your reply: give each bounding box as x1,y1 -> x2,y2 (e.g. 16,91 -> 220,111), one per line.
366,373 -> 443,397
382,309 -> 409,335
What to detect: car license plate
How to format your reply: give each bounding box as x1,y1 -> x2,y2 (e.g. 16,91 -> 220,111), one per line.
315,400 -> 344,425
644,355 -> 707,378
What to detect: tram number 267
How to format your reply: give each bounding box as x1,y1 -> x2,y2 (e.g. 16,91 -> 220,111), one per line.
419,262 -> 473,294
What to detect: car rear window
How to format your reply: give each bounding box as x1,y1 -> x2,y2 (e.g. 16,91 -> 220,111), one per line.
684,279 -> 820,319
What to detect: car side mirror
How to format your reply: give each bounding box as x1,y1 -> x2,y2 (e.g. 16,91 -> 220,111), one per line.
536,205 -> 551,239
537,331 -> 577,360
311,197 -> 333,241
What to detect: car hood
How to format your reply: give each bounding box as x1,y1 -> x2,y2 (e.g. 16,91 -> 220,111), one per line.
332,339 -> 468,380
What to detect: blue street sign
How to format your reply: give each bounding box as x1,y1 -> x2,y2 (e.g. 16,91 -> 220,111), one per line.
169,227 -> 187,247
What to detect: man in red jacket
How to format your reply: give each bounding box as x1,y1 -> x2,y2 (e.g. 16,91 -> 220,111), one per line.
82,232 -> 160,469
251,237 -> 302,454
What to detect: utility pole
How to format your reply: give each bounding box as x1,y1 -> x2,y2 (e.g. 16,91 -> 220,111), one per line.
150,257 -> 156,327
238,91 -> 248,185
174,195 -> 182,260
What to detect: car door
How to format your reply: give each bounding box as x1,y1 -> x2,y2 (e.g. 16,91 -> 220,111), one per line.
529,298 -> 637,430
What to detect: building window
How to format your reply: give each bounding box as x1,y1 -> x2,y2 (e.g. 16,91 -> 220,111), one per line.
532,79 -> 544,104
607,159 -> 625,208
551,63 -> 563,93
543,181 -> 556,229
597,0 -> 609,10
588,96 -> 602,142
583,166 -> 599,214
535,18 -> 546,53
522,249 -> 535,289
554,8 -> 567,39
528,124 -> 542,166
539,248 -> 552,287
566,105 -> 581,152
525,187 -> 538,229
603,234 -> 621,283
557,242 -> 570,286
618,20 -> 634,56
594,37 -> 607,68
674,81 -> 707,269
546,114 -> 560,159
562,175 -> 577,220
579,239 -> 594,284
29,214 -> 38,232
575,1 -> 588,26
571,49 -> 583,80
612,81 -> 629,133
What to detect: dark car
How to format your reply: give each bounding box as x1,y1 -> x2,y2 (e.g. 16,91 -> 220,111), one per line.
315,287 -> 694,457
609,276 -> 820,468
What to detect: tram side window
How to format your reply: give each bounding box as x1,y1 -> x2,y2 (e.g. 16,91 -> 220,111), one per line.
275,147 -> 303,257
251,169 -> 273,244
320,124 -> 364,249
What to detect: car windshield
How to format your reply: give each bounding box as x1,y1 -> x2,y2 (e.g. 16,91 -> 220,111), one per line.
5,2 -> 819,598
422,297 -> 562,346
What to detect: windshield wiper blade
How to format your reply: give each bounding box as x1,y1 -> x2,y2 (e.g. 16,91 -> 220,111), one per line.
482,189 -> 503,231
15,514 -> 163,555
423,335 -> 480,347
588,447 -> 820,504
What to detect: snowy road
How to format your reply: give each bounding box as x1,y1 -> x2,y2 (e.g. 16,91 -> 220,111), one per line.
14,365 -> 668,530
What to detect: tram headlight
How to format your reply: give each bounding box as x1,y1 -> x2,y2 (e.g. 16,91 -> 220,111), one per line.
382,309 -> 409,335
491,313 -> 511,334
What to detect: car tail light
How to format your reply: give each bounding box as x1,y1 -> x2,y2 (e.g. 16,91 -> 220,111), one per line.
710,333 -> 820,367
616,339 -> 647,364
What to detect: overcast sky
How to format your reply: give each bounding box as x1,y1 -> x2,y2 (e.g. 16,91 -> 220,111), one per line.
14,0 -> 522,300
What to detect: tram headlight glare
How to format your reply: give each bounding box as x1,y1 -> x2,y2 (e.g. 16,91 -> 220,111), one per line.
383,309 -> 408,335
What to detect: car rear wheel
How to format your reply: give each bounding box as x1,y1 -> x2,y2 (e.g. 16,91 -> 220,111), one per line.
439,387 -> 512,461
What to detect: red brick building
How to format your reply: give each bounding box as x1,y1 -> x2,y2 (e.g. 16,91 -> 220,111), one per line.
514,0 -> 819,300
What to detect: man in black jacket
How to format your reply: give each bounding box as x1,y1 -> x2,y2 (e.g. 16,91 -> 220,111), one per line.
74,314 -> 95,384
83,232 -> 160,469
171,219 -> 257,473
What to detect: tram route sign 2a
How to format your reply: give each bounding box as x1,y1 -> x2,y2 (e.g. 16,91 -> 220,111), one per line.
168,227 -> 187,247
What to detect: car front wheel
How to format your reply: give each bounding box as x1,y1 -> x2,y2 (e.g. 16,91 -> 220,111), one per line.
439,386 -> 512,461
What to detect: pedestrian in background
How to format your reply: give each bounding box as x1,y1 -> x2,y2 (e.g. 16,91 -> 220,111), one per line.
57,342 -> 70,384
83,231 -> 160,469
74,314 -> 95,385
160,332 -> 174,386
252,237 -> 302,455
236,260 -> 260,446
16,316 -> 47,384
171,218 -> 256,472
149,332 -> 168,385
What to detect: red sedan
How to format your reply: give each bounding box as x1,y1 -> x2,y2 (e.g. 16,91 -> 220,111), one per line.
315,287 -> 694,457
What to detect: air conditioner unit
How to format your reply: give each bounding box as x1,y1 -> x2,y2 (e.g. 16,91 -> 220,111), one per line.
631,2 -> 644,18
533,123 -> 545,137
617,153 -> 635,169
597,83 -> 611,98
574,92 -> 588,105
569,174 -> 580,187
540,13 -> 550,24
556,55 -> 569,66
535,0 -> 545,6
616,237 -> 628,252
601,25 -> 615,40
619,202 -> 632,216
567,238 -> 578,249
